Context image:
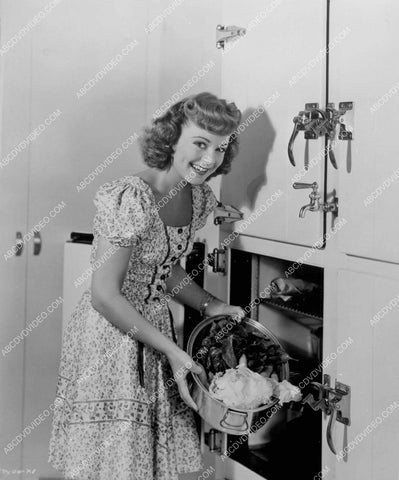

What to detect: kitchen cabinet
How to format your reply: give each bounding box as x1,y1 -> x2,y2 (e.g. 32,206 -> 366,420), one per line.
0,0 -> 151,476
332,269 -> 399,480
206,1 -> 399,479
0,3 -> 33,474
329,0 -> 399,263
219,0 -> 327,248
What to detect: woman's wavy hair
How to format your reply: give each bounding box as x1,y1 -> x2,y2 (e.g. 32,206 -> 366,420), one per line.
139,92 -> 242,179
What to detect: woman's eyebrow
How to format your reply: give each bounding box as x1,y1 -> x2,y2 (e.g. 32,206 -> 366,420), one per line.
191,136 -> 210,142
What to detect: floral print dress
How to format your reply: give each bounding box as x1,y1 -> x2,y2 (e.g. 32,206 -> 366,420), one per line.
48,175 -> 218,480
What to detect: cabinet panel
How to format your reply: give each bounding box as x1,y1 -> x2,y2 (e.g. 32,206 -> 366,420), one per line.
329,1 -> 399,263
20,0 -> 150,476
0,3 -> 34,472
220,0 -> 327,247
335,269 -> 399,480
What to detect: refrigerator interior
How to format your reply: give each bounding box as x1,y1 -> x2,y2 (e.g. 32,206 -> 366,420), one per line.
203,248 -> 324,480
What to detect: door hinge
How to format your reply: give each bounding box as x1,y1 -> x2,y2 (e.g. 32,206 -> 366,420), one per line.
216,24 -> 246,49
207,247 -> 226,275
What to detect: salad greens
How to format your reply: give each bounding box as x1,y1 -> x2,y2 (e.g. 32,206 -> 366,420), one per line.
197,317 -> 289,383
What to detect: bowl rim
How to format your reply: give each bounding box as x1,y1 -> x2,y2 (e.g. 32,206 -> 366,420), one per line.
187,314 -> 289,413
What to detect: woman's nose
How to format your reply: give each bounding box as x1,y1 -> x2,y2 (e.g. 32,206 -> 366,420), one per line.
201,150 -> 217,166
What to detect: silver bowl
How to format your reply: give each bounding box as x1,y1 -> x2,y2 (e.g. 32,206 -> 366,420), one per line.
187,315 -> 289,435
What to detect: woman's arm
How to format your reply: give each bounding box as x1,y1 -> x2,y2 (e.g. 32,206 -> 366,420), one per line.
91,237 -> 180,354
165,263 -> 245,319
91,237 -> 201,410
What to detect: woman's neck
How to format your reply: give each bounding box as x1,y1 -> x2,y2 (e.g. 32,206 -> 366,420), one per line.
141,168 -> 192,196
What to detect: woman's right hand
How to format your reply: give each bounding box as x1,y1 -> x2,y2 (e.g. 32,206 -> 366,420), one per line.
166,347 -> 203,411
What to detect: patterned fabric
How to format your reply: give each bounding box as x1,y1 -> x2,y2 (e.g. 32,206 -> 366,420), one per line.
48,175 -> 218,480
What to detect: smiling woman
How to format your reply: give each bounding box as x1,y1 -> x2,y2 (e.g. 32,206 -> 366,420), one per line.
139,92 -> 241,178
48,92 -> 245,480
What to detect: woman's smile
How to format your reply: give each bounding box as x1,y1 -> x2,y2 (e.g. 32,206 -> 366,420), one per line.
190,162 -> 211,175
172,121 -> 231,184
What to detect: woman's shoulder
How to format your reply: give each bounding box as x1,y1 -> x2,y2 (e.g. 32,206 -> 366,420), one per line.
193,181 -> 219,230
94,175 -> 153,205
92,175 -> 154,247
195,181 -> 218,207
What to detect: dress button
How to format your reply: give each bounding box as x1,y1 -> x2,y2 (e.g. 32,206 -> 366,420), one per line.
177,245 -> 182,250
153,296 -> 160,302
171,256 -> 176,261
160,274 -> 166,280
177,228 -> 183,234
162,265 -> 168,269
157,285 -> 163,291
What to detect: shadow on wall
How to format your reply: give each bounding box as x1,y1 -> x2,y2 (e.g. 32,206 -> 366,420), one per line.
220,106 -> 276,210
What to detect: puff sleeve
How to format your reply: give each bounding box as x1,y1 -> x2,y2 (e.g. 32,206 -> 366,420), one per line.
194,182 -> 219,231
93,177 -> 154,247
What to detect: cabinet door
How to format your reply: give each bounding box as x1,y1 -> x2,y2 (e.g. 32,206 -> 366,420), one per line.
0,2 -> 34,472
329,1 -> 399,263
18,0 -> 150,476
332,269 -> 399,480
219,0 -> 327,247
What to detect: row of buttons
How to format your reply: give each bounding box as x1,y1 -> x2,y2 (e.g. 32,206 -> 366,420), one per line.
152,263 -> 170,301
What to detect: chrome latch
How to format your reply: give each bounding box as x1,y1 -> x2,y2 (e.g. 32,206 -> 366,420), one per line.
302,374 -> 351,455
214,202 -> 244,225
288,102 -> 354,169
288,103 -> 329,167
216,24 -> 246,49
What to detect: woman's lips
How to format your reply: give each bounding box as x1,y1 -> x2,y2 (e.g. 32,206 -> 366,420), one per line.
191,163 -> 209,175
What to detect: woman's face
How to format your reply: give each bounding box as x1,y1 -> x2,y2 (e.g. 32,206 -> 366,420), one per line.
171,120 -> 231,184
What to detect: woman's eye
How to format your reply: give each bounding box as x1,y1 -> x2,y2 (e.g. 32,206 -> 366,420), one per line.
194,141 -> 207,149
216,146 -> 227,153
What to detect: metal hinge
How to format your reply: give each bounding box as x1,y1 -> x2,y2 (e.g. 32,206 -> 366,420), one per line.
207,247 -> 226,274
216,24 -> 246,49
214,202 -> 244,225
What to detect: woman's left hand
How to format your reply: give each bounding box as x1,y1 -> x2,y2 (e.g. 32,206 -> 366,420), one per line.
205,299 -> 245,322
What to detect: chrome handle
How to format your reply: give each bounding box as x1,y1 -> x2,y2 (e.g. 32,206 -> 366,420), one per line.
288,119 -> 300,166
15,232 -> 24,256
33,231 -> 42,255
326,401 -> 338,454
220,409 -> 249,432
293,182 -> 318,190
302,375 -> 351,456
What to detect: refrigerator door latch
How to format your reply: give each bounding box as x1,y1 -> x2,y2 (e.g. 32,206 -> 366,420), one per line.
214,202 -> 244,225
302,374 -> 351,456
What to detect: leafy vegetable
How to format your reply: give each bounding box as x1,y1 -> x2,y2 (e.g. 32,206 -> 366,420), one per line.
197,316 -> 288,381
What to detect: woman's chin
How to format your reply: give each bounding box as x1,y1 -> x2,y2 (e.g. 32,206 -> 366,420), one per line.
187,168 -> 211,184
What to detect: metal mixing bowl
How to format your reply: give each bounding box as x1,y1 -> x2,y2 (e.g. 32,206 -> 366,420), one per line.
187,315 -> 289,435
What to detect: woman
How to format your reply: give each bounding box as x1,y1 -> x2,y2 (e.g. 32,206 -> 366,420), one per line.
49,92 -> 245,480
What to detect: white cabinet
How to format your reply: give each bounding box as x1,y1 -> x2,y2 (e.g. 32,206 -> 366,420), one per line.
212,4 -> 399,479
331,269 -> 399,480
0,0 -> 150,476
0,2 -> 35,473
329,0 -> 399,263
219,0 -> 327,247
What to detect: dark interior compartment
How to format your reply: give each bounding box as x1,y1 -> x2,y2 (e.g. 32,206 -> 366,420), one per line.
224,248 -> 323,479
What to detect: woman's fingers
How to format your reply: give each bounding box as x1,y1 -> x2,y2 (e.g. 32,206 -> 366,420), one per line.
197,366 -> 209,388
185,360 -> 203,375
228,306 -> 245,323
176,377 -> 198,411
